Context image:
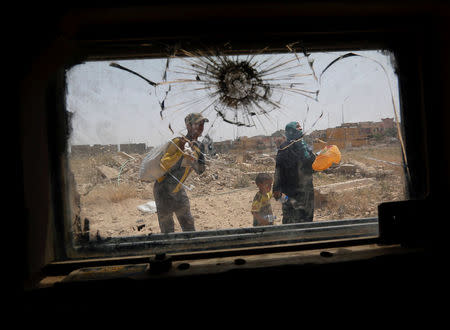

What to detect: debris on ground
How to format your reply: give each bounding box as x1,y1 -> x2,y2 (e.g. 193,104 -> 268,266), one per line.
137,200 -> 157,213
69,143 -> 406,238
96,165 -> 119,180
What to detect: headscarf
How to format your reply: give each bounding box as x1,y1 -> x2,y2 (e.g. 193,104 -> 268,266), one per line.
285,121 -> 303,141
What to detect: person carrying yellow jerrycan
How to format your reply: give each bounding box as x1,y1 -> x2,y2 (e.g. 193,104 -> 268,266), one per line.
312,145 -> 341,171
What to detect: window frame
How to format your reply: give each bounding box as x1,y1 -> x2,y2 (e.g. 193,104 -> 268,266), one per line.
47,15 -> 430,265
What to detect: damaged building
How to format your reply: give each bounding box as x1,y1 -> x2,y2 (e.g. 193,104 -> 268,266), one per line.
310,118 -> 397,151
213,118 -> 397,154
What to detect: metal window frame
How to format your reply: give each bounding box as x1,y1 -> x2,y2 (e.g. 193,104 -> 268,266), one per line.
69,218 -> 379,259
53,23 -> 424,263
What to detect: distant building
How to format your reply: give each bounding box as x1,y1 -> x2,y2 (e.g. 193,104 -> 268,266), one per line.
201,118 -> 398,154
310,118 -> 397,151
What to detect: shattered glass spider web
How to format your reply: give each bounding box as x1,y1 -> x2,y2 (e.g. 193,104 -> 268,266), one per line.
121,45 -> 321,131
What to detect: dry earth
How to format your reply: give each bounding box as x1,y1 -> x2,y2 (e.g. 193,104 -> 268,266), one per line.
69,142 -> 406,240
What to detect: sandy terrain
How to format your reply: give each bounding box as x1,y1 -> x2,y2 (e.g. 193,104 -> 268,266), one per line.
70,142 -> 406,240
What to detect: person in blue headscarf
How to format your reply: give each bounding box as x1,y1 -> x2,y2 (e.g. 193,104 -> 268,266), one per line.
273,121 -> 316,223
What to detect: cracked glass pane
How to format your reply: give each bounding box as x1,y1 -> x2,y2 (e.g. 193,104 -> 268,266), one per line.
66,45 -> 407,247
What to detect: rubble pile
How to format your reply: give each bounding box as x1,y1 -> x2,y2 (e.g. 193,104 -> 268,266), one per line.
79,151 -> 277,197
74,148 -> 401,205
69,143 -> 406,239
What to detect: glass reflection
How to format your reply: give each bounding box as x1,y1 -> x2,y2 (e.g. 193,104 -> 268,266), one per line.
66,47 -> 407,241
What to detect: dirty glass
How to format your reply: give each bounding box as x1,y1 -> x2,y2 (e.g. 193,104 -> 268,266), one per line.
65,45 -> 407,255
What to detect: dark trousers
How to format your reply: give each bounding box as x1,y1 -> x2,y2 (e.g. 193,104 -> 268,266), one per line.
282,191 -> 314,224
153,180 -> 195,233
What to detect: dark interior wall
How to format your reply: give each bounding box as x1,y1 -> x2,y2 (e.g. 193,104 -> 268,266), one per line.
425,18 -> 450,198
16,1 -> 449,293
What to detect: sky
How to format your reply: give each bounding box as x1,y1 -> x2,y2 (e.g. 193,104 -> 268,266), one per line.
66,49 -> 400,148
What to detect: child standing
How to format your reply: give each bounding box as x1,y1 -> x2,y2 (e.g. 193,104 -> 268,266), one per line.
251,173 -> 275,226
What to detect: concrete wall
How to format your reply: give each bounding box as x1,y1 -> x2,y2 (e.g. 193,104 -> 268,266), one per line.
70,143 -> 149,156
214,136 -> 279,153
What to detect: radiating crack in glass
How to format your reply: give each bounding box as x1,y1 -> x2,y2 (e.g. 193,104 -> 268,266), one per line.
65,45 -> 409,240
109,45 -> 408,183
110,42 -> 321,133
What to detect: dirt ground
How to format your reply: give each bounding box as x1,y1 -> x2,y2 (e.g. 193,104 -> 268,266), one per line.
69,142 -> 406,240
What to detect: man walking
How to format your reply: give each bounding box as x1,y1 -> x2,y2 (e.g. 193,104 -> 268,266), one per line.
153,113 -> 208,233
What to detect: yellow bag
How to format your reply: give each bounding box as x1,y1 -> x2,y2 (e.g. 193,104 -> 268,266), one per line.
312,145 -> 341,171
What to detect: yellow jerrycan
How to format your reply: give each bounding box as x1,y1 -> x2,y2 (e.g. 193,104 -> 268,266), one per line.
312,145 -> 341,171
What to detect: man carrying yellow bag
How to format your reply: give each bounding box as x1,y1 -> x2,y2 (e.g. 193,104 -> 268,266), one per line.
153,113 -> 209,233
